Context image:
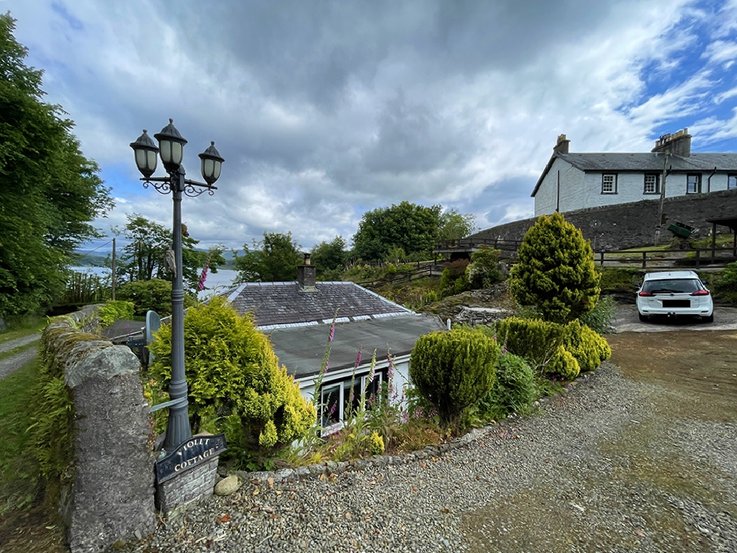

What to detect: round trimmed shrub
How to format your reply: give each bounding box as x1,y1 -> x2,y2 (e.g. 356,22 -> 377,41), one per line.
563,320 -> 612,372
409,327 -> 500,426
148,296 -> 315,465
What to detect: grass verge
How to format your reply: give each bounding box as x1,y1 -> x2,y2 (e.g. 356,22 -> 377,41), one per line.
0,358 -> 65,553
0,316 -> 46,346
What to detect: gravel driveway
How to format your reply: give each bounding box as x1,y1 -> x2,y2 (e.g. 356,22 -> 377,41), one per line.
125,326 -> 737,553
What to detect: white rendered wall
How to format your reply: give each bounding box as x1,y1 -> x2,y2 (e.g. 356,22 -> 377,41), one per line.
536,167 -> 735,215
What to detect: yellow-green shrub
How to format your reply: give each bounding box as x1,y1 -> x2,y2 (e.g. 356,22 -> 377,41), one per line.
495,316 -> 610,380
563,320 -> 612,372
97,300 -> 134,328
410,327 -> 500,426
495,317 -> 566,371
147,296 -> 315,466
547,345 -> 580,380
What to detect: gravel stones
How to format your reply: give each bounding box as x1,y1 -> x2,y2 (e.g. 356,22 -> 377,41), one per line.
119,363 -> 737,552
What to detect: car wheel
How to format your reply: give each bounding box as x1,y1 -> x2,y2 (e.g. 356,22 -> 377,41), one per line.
703,314 -> 714,323
638,312 -> 648,322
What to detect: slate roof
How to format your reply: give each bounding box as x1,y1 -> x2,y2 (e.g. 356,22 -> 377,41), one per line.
532,152 -> 737,197
224,281 -> 410,328
266,314 -> 446,378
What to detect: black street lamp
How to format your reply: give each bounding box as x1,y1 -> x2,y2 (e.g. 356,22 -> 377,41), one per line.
130,119 -> 224,451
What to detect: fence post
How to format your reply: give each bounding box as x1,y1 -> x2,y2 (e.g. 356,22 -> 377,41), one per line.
599,251 -> 604,267
642,251 -> 647,269
695,249 -> 700,267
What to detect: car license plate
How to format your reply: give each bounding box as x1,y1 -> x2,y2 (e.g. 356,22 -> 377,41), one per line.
662,300 -> 690,308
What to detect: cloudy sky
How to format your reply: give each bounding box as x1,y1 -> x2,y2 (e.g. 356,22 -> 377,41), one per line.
4,0 -> 737,252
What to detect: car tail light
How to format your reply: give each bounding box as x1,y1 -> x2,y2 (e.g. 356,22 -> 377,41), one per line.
691,289 -> 710,296
638,291 -> 654,297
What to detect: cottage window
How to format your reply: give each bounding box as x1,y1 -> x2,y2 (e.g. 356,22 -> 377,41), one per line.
320,384 -> 341,429
728,175 -> 737,190
643,174 -> 659,194
343,373 -> 383,417
687,174 -> 701,194
601,174 -> 617,194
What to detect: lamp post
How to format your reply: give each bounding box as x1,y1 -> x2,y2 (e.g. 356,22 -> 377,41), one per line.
130,119 -> 224,451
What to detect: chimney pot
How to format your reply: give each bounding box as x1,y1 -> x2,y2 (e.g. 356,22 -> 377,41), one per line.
554,133 -> 570,154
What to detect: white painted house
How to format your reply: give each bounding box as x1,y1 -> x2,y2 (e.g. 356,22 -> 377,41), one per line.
532,130 -> 737,216
222,258 -> 445,434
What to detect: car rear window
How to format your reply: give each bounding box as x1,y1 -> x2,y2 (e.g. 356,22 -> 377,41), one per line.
642,279 -> 701,293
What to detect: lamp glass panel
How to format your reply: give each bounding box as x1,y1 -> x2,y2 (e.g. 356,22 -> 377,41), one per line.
202,158 -> 214,180
213,161 -> 222,180
171,142 -> 183,165
134,149 -> 147,172
159,140 -> 172,164
145,150 -> 158,172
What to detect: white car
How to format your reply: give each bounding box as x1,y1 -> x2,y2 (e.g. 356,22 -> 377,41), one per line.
636,270 -> 714,323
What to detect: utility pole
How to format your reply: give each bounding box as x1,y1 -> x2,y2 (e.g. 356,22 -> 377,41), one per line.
654,153 -> 670,245
111,237 -> 116,300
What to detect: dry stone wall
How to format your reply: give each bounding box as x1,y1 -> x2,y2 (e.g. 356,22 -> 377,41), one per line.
472,189 -> 737,250
43,308 -> 156,553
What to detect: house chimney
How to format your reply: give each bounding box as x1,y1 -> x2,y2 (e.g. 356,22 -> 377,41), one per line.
553,134 -> 570,154
651,128 -> 691,157
297,253 -> 316,292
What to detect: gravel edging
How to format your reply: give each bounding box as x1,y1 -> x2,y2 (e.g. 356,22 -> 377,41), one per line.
118,362 -> 737,553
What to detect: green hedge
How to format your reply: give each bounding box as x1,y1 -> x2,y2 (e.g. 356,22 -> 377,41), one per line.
410,327 -> 500,426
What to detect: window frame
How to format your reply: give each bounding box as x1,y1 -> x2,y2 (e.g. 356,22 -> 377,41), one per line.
643,173 -> 660,195
319,370 -> 386,436
686,174 -> 702,194
728,174 -> 737,191
601,173 -> 618,194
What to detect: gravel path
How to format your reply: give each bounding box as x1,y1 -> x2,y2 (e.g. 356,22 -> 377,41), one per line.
124,363 -> 737,553
0,334 -> 40,379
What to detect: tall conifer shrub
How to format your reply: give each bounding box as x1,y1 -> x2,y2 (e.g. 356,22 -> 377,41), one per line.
509,212 -> 600,323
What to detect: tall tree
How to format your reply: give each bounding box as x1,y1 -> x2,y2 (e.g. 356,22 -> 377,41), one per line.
439,209 -> 475,241
352,201 -> 442,262
118,214 -> 224,292
0,14 -> 112,317
235,232 -> 302,282
310,236 -> 347,276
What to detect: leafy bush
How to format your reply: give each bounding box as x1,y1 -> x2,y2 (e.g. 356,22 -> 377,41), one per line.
598,268 -> 641,296
117,279 -> 172,316
510,212 -> 600,323
147,296 -> 315,468
477,353 -> 536,421
97,300 -> 134,328
712,262 -> 737,305
466,246 -> 504,289
579,295 -> 616,334
410,327 -> 500,426
439,259 -> 470,296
